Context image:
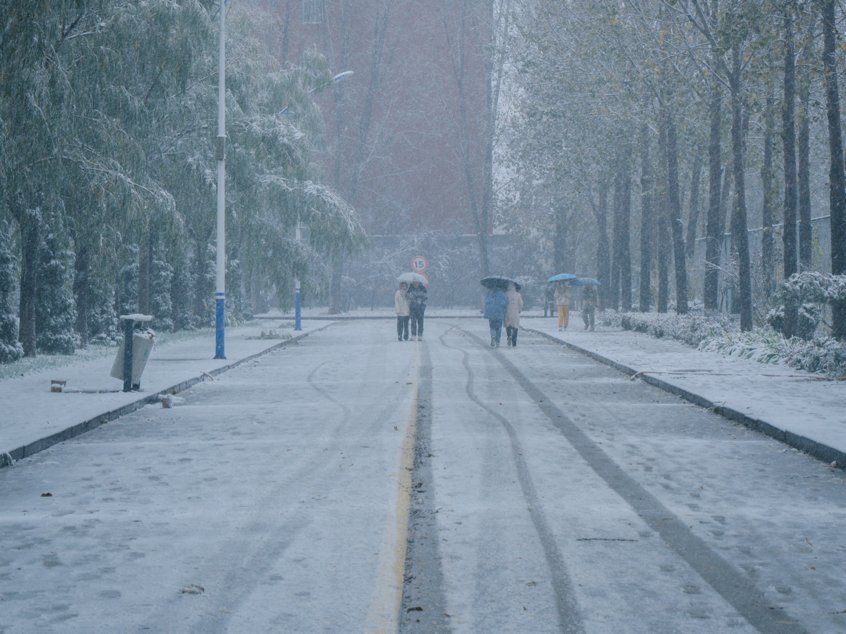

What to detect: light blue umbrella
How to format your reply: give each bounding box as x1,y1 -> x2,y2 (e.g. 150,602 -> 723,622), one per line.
547,273 -> 577,283
570,277 -> 601,286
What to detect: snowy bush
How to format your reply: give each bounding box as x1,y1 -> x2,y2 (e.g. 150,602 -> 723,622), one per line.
618,312 -> 736,347
766,302 -> 820,340
768,272 -> 846,339
700,330 -> 846,378
610,309 -> 846,378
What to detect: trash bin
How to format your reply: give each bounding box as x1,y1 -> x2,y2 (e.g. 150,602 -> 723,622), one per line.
111,314 -> 155,391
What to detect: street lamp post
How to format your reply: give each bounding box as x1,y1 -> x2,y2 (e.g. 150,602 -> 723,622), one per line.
294,220 -> 302,330
214,0 -> 226,359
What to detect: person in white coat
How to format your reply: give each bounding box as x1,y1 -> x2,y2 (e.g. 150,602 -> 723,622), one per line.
554,282 -> 570,331
394,282 -> 410,341
505,282 -> 524,347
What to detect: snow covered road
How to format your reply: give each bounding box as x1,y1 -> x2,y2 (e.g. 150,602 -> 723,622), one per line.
2,319 -> 845,633
0,322 -> 419,633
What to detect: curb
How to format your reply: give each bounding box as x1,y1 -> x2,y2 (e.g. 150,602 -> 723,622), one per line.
527,327 -> 846,468
2,325 -> 331,469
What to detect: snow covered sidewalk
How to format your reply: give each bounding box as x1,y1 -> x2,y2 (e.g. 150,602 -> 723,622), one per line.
0,318 -> 328,465
527,316 -> 846,466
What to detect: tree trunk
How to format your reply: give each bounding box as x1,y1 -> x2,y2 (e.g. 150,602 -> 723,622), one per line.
74,245 -> 91,347
596,179 -> 611,309
138,225 -> 153,316
657,124 -> 670,313
553,207 -> 569,274
610,166 -> 623,312
704,63 -> 723,311
329,247 -> 343,314
685,152 -> 703,260
797,12 -> 815,271
639,124 -> 653,312
620,164 -> 633,312
664,99 -> 689,314
18,208 -> 39,356
782,5 -> 799,336
730,44 -> 753,331
822,0 -> 846,339
761,81 -> 777,301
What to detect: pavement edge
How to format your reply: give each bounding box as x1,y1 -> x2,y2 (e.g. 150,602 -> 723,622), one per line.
527,327 -> 846,469
2,325 -> 332,469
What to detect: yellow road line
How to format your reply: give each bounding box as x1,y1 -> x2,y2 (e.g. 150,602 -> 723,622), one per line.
365,346 -> 420,633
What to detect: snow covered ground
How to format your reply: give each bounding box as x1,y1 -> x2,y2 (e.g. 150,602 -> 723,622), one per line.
2,309 -> 844,468
0,317 -> 328,462
525,314 -> 846,465
2,313 -> 846,632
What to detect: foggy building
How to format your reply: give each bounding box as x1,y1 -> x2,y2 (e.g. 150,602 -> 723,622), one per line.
260,0 -> 493,237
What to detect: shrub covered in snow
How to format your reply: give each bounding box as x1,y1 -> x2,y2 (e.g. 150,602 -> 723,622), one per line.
609,309 -> 846,378
767,272 -> 846,340
700,330 -> 846,377
617,312 -> 736,347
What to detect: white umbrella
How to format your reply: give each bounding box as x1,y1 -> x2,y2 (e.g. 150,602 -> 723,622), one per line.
397,272 -> 428,285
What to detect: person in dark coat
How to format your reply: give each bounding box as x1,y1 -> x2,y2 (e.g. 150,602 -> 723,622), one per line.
582,285 -> 598,331
484,285 -> 508,347
407,280 -> 428,341
544,283 -> 555,318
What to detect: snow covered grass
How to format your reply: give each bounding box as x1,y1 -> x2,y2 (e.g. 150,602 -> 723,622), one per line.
0,342 -> 117,381
700,330 -> 846,378
601,310 -> 846,379
0,326 -> 238,382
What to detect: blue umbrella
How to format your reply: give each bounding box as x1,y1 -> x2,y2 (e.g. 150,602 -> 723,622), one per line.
547,273 -> 577,283
570,277 -> 601,286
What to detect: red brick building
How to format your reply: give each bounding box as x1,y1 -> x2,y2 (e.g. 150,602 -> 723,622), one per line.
257,0 -> 493,236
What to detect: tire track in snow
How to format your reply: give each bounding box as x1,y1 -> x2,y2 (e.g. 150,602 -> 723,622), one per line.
140,326 -> 417,632
456,326 -> 807,634
440,326 -> 584,633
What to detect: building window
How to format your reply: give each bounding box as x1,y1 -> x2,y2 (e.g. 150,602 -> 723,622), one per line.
302,0 -> 324,24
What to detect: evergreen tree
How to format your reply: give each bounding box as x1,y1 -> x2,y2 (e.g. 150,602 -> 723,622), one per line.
151,241 -> 174,332
116,244 -> 139,318
170,244 -> 194,331
0,228 -> 23,362
35,209 -> 77,354
89,275 -> 118,344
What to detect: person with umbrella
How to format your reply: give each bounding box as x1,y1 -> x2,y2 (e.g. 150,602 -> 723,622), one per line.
408,279 -> 428,341
394,281 -> 410,341
554,281 -> 571,331
483,280 -> 509,348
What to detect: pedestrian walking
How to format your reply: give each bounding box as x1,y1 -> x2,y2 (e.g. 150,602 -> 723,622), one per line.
408,280 -> 427,341
582,284 -> 597,332
395,282 -> 410,341
484,285 -> 508,347
554,282 -> 571,331
505,282 -> 523,347
544,283 -> 555,318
